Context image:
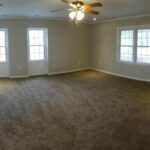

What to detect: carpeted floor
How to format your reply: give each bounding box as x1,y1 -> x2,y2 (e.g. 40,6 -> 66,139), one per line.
0,70 -> 150,150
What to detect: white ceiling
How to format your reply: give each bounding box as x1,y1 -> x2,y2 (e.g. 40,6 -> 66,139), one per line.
0,0 -> 150,22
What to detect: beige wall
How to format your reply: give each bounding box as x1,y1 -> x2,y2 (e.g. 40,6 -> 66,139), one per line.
91,16 -> 150,80
0,19 -> 91,76
0,17 -> 150,80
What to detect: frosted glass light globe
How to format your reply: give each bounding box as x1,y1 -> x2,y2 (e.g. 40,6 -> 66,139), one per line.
69,11 -> 76,20
76,11 -> 85,21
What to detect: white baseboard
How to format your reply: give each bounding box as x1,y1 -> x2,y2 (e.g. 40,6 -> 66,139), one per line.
8,68 -> 90,79
48,68 -> 90,75
9,75 -> 29,79
91,68 -> 150,82
0,76 -> 9,78
10,73 -> 48,79
29,73 -> 48,77
3,68 -> 150,82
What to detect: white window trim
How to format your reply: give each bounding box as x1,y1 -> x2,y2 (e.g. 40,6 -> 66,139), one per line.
117,25 -> 150,66
27,28 -> 48,62
0,28 -> 9,64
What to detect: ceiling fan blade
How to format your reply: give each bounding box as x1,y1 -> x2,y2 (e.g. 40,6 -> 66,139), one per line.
62,0 -> 71,3
84,3 -> 103,9
84,10 -> 99,15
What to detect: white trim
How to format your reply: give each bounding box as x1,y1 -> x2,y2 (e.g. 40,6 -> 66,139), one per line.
0,13 -> 149,24
9,68 -> 89,78
10,75 -> 29,79
117,26 -> 150,65
48,68 -> 90,75
117,28 -> 134,63
0,75 -> 9,78
27,28 -> 48,62
29,73 -> 48,77
2,68 -> 150,82
97,13 -> 150,24
0,16 -> 90,24
117,25 -> 150,30
0,28 -> 9,63
0,28 -> 10,77
91,68 -> 150,83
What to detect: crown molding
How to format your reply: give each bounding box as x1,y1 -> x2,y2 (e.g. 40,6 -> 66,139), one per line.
0,13 -> 149,25
0,15 -> 91,24
93,13 -> 150,24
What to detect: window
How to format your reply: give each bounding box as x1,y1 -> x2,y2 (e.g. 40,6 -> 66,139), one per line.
0,29 -> 8,62
28,28 -> 48,61
137,29 -> 150,63
118,26 -> 150,64
120,30 -> 134,62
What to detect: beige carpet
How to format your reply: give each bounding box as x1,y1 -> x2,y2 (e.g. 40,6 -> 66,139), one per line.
0,70 -> 150,150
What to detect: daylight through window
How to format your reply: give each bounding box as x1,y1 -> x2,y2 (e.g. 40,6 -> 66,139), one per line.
28,28 -> 48,61
118,27 -> 150,64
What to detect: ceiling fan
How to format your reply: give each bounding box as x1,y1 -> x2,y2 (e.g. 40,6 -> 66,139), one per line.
50,0 -> 103,23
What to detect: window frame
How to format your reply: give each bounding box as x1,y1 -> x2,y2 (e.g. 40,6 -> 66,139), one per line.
136,28 -> 150,64
117,25 -> 150,66
0,28 -> 9,64
27,28 -> 48,62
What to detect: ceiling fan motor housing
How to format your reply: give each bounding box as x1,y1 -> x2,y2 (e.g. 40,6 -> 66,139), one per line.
72,1 -> 84,8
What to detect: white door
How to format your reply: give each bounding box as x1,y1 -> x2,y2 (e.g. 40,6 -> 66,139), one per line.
27,28 -> 48,76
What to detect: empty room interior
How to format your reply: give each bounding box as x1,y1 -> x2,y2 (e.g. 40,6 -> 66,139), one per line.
0,0 -> 150,149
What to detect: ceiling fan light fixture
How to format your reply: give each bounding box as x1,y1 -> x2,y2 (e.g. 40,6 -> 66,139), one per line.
77,3 -> 81,7
69,10 -> 85,21
61,0 -> 103,23
69,3 -> 75,8
81,5 -> 84,9
76,11 -> 85,21
69,11 -> 76,20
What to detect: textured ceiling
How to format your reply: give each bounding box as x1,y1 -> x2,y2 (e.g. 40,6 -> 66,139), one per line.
0,0 -> 150,22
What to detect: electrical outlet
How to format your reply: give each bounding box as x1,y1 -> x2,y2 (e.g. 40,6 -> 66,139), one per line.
18,65 -> 21,70
53,64 -> 56,68
77,60 -> 81,64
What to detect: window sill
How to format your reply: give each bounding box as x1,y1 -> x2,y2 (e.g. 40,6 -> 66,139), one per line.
0,61 -> 9,64
29,60 -> 48,63
117,60 -> 150,66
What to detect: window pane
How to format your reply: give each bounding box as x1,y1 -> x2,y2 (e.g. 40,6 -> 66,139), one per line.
0,55 -> 6,62
120,46 -> 133,62
0,47 -> 5,55
30,54 -> 35,60
30,46 -> 38,53
0,31 -> 7,62
0,39 -> 5,46
28,29 -> 46,61
39,53 -> 44,59
121,30 -> 133,46
38,38 -> 44,45
137,47 -> 150,63
39,31 -> 44,38
39,46 -> 44,53
0,31 -> 5,39
29,30 -> 44,45
29,30 -> 35,37
0,31 -> 6,47
29,45 -> 45,60
138,29 -> 150,46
